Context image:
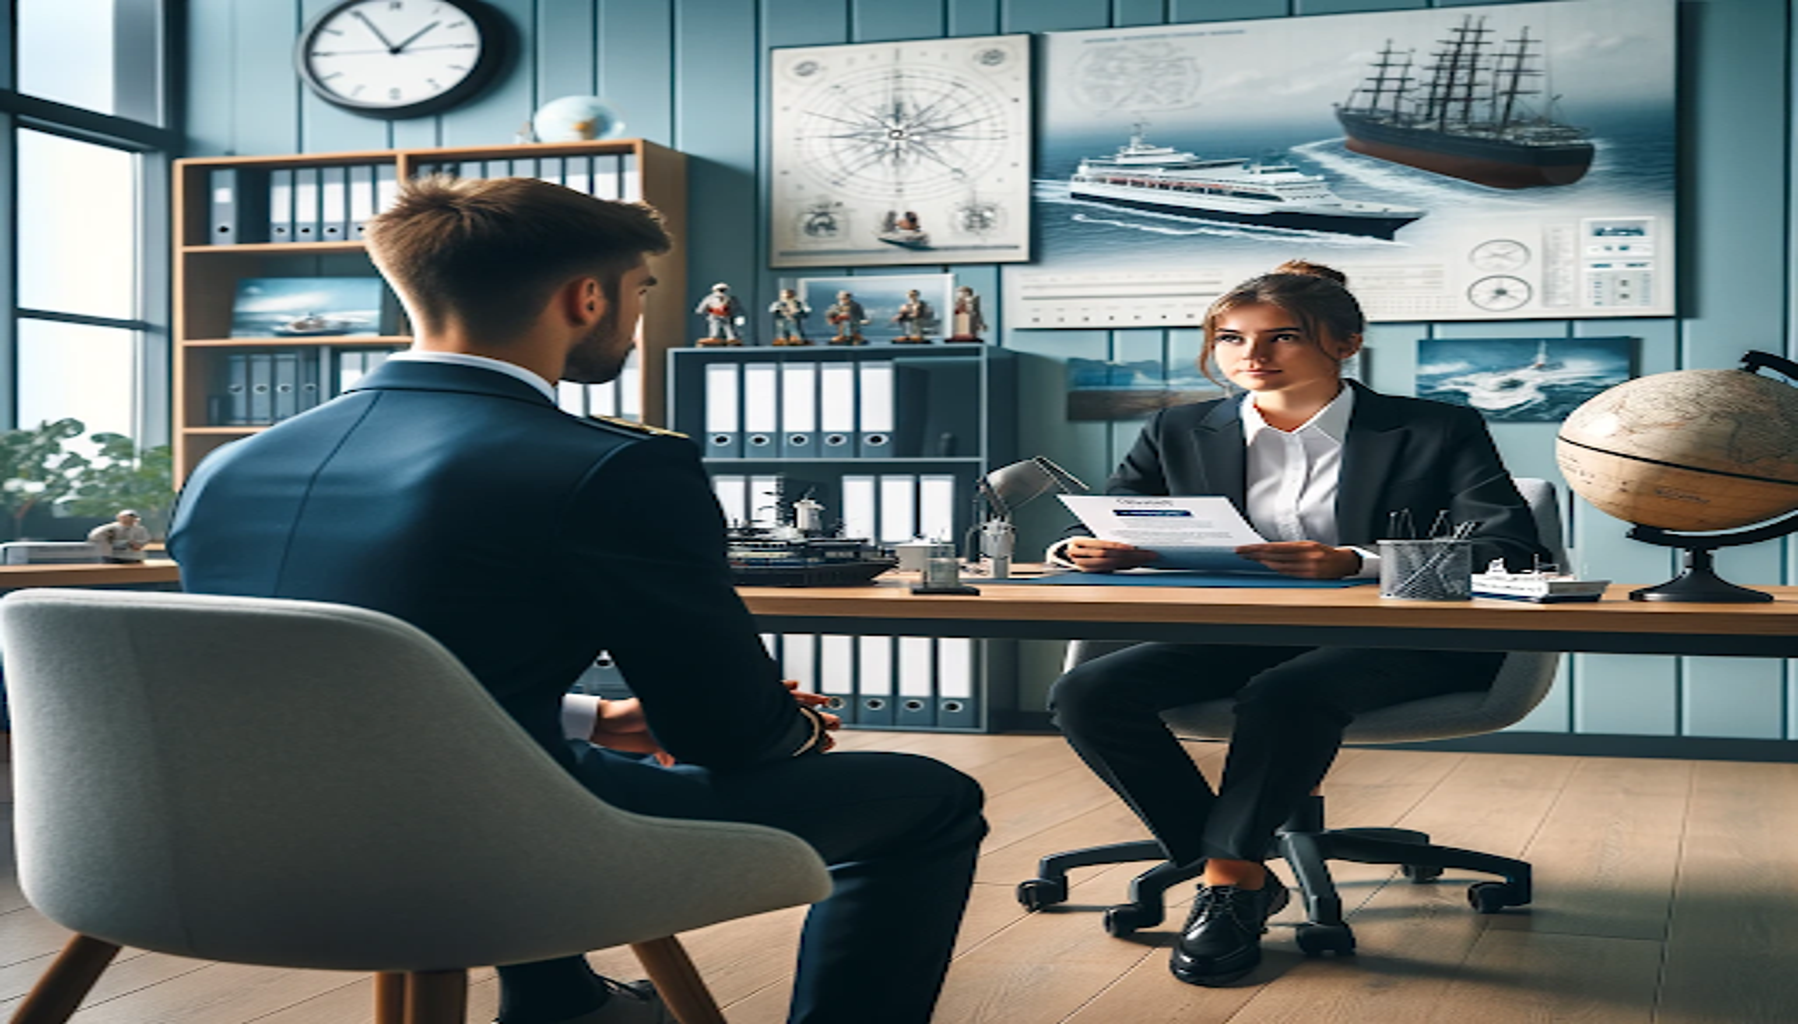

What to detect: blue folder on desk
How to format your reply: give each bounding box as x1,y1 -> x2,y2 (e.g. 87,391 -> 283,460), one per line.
981,572 -> 1373,588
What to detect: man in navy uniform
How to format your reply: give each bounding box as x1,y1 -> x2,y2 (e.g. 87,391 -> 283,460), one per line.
170,177 -> 985,1024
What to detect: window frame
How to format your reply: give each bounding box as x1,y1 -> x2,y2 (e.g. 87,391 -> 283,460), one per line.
2,0 -> 182,445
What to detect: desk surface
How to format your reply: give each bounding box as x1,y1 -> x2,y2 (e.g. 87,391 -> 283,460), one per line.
739,575 -> 1798,659
0,560 -> 181,590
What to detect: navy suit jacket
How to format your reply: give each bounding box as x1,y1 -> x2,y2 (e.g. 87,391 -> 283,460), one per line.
169,360 -> 815,771
1072,381 -> 1547,572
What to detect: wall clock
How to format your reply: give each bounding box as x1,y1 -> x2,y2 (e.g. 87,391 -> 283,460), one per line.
296,0 -> 506,119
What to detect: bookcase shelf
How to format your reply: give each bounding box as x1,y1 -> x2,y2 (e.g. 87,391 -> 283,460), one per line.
173,138 -> 688,485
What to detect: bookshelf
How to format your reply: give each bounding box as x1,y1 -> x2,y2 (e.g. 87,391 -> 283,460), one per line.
172,139 -> 688,485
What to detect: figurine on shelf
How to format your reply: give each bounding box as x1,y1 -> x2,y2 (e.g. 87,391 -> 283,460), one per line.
892,288 -> 932,343
825,290 -> 869,345
948,285 -> 986,343
769,288 -> 812,346
694,282 -> 746,346
87,509 -> 150,564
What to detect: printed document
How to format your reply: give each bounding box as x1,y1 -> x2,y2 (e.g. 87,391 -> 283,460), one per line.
1059,495 -> 1274,573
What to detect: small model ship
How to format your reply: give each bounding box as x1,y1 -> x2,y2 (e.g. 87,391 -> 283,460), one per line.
1471,559 -> 1609,603
1334,18 -> 1595,189
727,497 -> 896,586
1068,124 -> 1423,240
274,312 -> 359,336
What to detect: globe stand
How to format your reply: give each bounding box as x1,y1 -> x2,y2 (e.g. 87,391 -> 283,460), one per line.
1627,516 -> 1798,602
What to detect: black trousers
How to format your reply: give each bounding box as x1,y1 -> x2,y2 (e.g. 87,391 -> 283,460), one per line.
1050,644 -> 1502,866
509,745 -> 986,1024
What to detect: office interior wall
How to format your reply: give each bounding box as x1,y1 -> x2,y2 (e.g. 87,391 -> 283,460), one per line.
186,0 -> 1798,739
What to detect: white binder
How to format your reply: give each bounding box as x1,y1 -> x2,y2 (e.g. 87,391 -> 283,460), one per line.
936,637 -> 978,729
781,633 -> 817,691
556,382 -> 586,416
617,352 -> 641,420
750,474 -> 783,526
919,473 -> 957,543
897,636 -> 936,727
857,361 -> 896,457
711,474 -> 748,527
705,362 -> 741,458
819,634 -> 856,722
819,362 -> 857,454
779,362 -> 818,458
879,474 -> 916,543
564,157 -> 592,195
841,474 -> 877,542
856,635 -> 895,726
742,362 -> 780,455
586,381 -> 618,417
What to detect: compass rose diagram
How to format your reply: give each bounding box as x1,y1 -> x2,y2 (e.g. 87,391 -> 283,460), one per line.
790,64 -> 1016,202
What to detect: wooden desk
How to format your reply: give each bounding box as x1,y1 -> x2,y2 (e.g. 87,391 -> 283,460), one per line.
740,577 -> 1798,659
0,561 -> 181,591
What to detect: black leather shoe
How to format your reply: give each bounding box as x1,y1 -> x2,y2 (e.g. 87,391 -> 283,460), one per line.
1170,873 -> 1290,987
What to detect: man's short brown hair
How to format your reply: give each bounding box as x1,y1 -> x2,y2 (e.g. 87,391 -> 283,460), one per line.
366,175 -> 671,338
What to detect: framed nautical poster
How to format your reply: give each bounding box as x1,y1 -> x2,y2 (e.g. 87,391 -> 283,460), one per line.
1007,0 -> 1676,327
1416,336 -> 1635,422
769,35 -> 1033,268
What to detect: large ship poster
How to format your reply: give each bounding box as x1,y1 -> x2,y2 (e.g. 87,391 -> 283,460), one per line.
1007,0 -> 1675,328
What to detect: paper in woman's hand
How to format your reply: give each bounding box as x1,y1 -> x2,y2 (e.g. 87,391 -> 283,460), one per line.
1058,495 -> 1277,573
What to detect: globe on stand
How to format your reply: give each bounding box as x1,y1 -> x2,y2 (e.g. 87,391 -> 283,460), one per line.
531,95 -> 625,143
1556,351 -> 1798,602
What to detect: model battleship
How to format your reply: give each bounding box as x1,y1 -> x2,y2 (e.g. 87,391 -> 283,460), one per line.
1334,18 -> 1594,189
726,509 -> 896,587
1471,559 -> 1608,603
1068,125 -> 1423,240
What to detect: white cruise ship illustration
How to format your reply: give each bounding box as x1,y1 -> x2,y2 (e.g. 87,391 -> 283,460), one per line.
1068,125 -> 1425,239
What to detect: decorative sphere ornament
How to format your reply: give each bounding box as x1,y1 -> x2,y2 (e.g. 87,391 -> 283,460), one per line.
1556,352 -> 1798,601
530,95 -> 624,143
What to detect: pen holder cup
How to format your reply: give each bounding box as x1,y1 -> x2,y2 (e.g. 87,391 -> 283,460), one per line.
1378,539 -> 1473,601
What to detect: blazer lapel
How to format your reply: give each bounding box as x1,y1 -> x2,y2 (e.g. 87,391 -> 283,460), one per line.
1336,381 -> 1407,545
1193,399 -> 1248,514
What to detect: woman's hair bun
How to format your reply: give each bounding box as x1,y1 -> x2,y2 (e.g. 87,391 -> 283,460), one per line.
1271,260 -> 1348,287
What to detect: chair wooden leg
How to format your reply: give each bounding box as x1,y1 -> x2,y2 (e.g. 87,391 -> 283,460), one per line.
9,934 -> 121,1024
373,972 -> 407,1024
402,969 -> 467,1024
631,936 -> 726,1024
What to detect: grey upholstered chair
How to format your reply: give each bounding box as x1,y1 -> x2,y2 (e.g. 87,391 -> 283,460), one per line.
0,589 -> 831,1024
1018,479 -> 1564,955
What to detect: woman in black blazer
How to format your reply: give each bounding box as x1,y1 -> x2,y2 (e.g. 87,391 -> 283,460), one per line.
1048,261 -> 1545,988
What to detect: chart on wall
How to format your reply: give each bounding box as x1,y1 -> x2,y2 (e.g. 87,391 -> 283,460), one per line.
1006,0 -> 1675,329
769,35 -> 1033,268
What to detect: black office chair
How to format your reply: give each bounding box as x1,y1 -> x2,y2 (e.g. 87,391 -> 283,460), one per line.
1016,479 -> 1564,955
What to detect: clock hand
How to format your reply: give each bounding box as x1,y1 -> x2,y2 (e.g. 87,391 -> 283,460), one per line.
392,20 -> 441,53
352,10 -> 401,52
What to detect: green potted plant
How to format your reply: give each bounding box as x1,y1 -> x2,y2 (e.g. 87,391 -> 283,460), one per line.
65,433 -> 177,539
0,419 -> 89,542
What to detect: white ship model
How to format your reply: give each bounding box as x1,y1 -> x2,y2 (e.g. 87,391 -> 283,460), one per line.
1471,559 -> 1608,603
1068,125 -> 1425,240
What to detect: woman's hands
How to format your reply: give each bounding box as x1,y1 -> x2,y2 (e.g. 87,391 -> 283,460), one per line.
1234,541 -> 1362,579
1066,537 -> 1161,573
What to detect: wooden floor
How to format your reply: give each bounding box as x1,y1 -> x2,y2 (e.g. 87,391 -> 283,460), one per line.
1,732 -> 1794,1023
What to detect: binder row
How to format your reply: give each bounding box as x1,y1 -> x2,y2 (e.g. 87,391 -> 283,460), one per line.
704,359 -> 925,460
556,351 -> 641,421
206,163 -> 399,245
412,153 -> 641,203
210,349 -> 394,426
773,633 -> 984,731
712,471 -> 958,542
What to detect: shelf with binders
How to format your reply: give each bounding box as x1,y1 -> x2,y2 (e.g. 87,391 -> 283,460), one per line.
173,139 -> 688,485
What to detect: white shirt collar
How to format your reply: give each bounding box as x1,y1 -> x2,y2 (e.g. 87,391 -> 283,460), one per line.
1239,383 -> 1356,444
386,349 -> 558,403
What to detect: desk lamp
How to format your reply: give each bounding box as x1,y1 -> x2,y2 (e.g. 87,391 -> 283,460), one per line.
974,457 -> 1088,579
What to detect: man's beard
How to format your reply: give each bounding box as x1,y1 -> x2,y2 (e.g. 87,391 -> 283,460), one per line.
560,307 -> 627,384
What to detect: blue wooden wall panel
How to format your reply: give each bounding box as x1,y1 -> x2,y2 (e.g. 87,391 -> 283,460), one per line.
1001,0 -> 1110,33
298,0 -> 394,153
854,0 -> 944,41
1682,658 -> 1785,740
1361,321 -> 1421,397
676,0 -> 761,327
947,0 -> 1001,36
536,0 -> 598,102
1295,0 -> 1422,14
232,4 -> 303,156
1168,0 -> 1285,22
599,0 -> 675,144
1576,654 -> 1677,737
186,0 -> 236,155
439,0 -> 538,146
1111,0 -> 1165,27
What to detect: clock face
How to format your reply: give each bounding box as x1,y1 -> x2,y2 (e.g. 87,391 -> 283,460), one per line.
297,0 -> 502,118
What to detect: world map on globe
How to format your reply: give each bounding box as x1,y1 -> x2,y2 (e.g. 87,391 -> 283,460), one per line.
1556,367 -> 1798,532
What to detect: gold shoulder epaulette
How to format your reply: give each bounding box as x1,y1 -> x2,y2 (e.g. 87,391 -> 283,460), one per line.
584,414 -> 688,439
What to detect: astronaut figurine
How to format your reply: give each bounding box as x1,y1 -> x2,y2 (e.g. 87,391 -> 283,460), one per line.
948,285 -> 986,343
694,282 -> 746,346
88,509 -> 151,563
825,290 -> 870,345
769,288 -> 812,346
892,288 -> 932,343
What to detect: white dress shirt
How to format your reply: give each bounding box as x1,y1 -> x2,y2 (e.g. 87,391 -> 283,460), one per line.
1048,385 -> 1377,577
384,348 -> 607,740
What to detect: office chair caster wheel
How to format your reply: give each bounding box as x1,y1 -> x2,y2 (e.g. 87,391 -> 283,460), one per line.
1467,881 -> 1523,913
1016,878 -> 1067,911
1101,903 -> 1161,937
1295,923 -> 1356,956
1402,863 -> 1444,883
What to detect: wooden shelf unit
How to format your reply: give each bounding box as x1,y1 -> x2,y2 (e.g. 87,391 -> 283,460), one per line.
173,139 -> 688,485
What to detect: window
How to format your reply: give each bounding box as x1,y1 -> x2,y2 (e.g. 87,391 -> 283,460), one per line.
3,0 -> 176,452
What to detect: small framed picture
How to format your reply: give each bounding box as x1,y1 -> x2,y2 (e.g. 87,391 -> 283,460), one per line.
231,277 -> 392,338
1416,337 -> 1634,422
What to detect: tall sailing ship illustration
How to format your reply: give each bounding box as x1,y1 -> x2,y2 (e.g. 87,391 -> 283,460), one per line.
1334,16 -> 1595,189
1067,125 -> 1424,240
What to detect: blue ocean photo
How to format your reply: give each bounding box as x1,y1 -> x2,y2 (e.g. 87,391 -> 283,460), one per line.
1416,336 -> 1633,422
231,277 -> 386,339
